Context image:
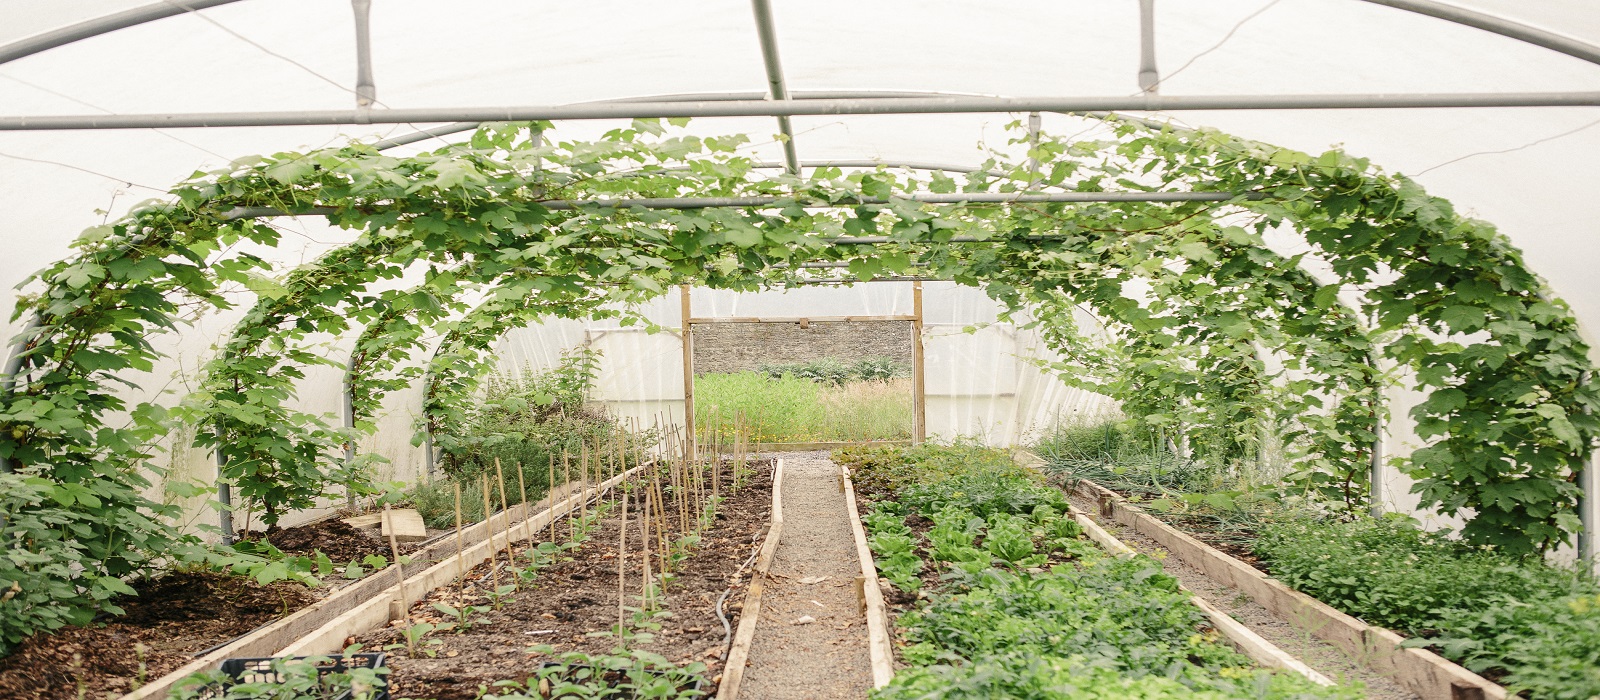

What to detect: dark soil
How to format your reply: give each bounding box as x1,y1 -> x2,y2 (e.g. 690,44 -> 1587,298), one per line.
355,459 -> 775,700
0,571 -> 315,700
0,515 -> 411,700
264,518 -> 412,563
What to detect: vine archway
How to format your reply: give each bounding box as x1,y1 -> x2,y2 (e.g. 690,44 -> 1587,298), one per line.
3,116 -> 1595,645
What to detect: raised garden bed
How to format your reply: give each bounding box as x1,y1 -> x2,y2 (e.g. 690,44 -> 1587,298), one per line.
1065,476 -> 1508,700
346,458 -> 776,700
837,444 -> 1353,699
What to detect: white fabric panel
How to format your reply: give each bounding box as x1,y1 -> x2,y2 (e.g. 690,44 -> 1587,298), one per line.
918,282 -> 1115,446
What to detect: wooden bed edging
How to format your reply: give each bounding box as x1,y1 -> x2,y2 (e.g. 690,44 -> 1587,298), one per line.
124,467 -> 641,700
1070,477 -> 1507,700
716,458 -> 785,700
840,465 -> 896,688
1068,504 -> 1334,686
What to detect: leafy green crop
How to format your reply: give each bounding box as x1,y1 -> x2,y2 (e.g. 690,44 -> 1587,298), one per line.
900,472 -> 1068,520
980,514 -> 1040,567
860,444 -> 1356,699
1256,518 -> 1600,698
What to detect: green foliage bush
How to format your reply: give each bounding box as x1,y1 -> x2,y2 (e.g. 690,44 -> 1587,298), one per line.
0,470 -> 137,654
757,356 -> 910,385
1255,518 -> 1600,698
437,348 -> 611,476
413,348 -> 641,530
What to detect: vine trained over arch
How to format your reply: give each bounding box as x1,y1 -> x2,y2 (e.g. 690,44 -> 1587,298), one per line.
1,115 -> 1594,650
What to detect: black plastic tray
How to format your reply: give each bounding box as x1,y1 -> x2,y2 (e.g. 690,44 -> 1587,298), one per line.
193,652 -> 389,700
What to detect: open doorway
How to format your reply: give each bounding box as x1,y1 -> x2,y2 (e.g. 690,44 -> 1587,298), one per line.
690,316 -> 919,449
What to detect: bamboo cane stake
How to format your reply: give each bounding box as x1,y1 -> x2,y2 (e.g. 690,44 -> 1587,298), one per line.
494,458 -> 515,572
480,474 -> 500,590
653,478 -> 669,566
672,430 -> 688,534
640,487 -> 654,609
516,463 -> 531,546
548,453 -> 557,543
563,451 -> 573,542
453,482 -> 465,593
617,482 -> 628,633
382,505 -> 411,653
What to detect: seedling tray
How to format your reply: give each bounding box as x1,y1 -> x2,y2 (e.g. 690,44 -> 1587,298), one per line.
193,652 -> 389,700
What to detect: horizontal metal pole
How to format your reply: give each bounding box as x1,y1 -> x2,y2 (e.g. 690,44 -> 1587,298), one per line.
370,89 -> 1164,151
541,191 -> 1244,210
793,275 -> 935,285
220,190 -> 1247,220
9,92 -> 1600,131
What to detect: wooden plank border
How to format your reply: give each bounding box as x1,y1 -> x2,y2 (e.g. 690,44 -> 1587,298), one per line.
1067,477 -> 1507,700
840,464 -> 896,688
124,465 -> 642,700
716,458 -> 785,700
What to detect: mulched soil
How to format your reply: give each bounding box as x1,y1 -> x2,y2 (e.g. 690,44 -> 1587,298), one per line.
263,518 -> 409,563
355,459 -> 775,700
0,515 -> 419,700
0,571 -> 315,700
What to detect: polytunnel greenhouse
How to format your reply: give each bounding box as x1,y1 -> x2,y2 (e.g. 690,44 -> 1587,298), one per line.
1,0 -> 1599,698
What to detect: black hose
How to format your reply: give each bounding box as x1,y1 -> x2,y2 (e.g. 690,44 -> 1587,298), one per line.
716,531 -> 767,660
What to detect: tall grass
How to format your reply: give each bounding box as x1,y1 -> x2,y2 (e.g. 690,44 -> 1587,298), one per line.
696,371 -> 912,443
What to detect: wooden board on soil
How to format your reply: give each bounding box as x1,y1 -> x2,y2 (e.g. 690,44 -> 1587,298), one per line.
0,519 -> 419,700
353,458 -> 776,700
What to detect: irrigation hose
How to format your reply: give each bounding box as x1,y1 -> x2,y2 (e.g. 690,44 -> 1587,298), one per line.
716,530 -> 767,660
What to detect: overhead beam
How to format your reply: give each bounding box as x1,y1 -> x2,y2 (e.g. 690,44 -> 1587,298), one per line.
749,0 -> 800,175
219,189 -> 1251,221
7,92 -> 1600,131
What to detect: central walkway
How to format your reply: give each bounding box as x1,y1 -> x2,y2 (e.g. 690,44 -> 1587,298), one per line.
739,452 -> 875,699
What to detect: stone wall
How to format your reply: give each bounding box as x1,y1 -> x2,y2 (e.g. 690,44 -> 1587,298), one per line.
691,320 -> 914,375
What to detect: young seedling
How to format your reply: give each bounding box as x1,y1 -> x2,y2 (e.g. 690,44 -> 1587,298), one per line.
385,622 -> 441,658
485,584 -> 517,611
431,602 -> 488,633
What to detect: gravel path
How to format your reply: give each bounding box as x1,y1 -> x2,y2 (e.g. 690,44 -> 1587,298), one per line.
740,452 -> 874,699
1067,493 -> 1418,700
